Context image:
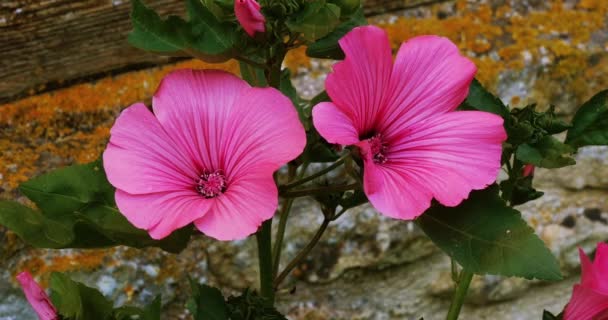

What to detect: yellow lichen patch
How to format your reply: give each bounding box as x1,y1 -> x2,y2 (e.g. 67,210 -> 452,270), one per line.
13,249 -> 111,286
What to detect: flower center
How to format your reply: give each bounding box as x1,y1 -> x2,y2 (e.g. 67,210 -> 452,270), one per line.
368,133 -> 388,164
196,171 -> 227,198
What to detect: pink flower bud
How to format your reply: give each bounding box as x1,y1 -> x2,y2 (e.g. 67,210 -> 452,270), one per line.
16,271 -> 58,320
522,164 -> 535,177
234,0 -> 266,37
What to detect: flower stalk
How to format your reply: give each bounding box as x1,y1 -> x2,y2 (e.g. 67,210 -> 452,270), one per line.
446,269 -> 474,320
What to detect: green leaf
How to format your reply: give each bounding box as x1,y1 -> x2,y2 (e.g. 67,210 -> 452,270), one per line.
287,1 -> 341,41
516,136 -> 576,168
0,160 -> 192,252
566,89 -> 608,148
417,186 -> 562,280
188,280 -> 229,320
50,273 -> 114,320
239,62 -> 268,87
460,78 -> 509,118
542,310 -> 562,320
128,0 -> 190,52
328,0 -> 361,16
114,296 -> 162,320
226,289 -> 287,320
306,7 -> 366,59
186,0 -> 238,55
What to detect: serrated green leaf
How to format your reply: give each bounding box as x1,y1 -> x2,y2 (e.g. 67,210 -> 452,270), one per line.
460,78 -> 509,118
287,1 -> 341,41
417,186 -> 562,281
566,90 -> 608,148
516,136 -> 575,168
306,7 -> 366,59
0,161 -> 192,252
188,280 -> 229,320
186,0 -> 237,55
50,273 -> 113,320
128,0 -> 190,52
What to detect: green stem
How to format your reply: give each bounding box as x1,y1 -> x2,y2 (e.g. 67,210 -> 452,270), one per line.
280,183 -> 359,198
256,219 -> 275,306
446,270 -> 474,320
280,151 -> 351,190
273,216 -> 331,289
271,198 -> 294,277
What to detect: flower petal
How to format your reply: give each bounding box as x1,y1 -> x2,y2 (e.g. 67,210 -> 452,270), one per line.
580,246 -> 608,295
17,272 -> 58,320
564,285 -> 608,320
379,35 -> 476,136
220,86 -> 306,180
194,172 -> 278,240
312,102 -> 360,145
235,0 -> 266,37
152,69 -> 250,173
362,154 -> 433,219
326,25 -> 393,136
103,103 -> 198,195
115,189 -> 212,240
363,111 -> 505,219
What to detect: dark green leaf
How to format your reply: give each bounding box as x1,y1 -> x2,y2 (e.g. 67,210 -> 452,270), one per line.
329,0 -> 361,16
0,161 -> 192,252
188,280 -> 229,320
516,136 -> 575,168
226,289 -> 287,320
566,89 -> 608,148
460,78 -> 509,118
114,296 -> 162,320
306,7 -> 366,59
50,273 -> 113,320
338,189 -> 368,211
417,186 -> 562,280
239,62 -> 268,87
128,0 -> 190,52
286,1 -> 341,41
186,0 -> 238,55
543,310 -> 563,320
499,176 -> 544,206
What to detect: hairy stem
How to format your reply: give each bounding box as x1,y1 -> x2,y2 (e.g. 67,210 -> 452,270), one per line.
280,151 -> 351,190
273,216 -> 331,289
256,220 -> 275,306
446,270 -> 474,320
280,183 -> 360,198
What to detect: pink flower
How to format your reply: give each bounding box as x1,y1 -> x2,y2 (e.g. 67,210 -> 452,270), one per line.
523,164 -> 535,177
564,243 -> 608,320
16,271 -> 58,320
312,26 -> 506,219
103,69 -> 305,241
235,0 -> 265,37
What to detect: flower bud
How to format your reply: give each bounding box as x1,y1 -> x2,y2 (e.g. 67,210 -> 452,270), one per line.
235,0 -> 266,37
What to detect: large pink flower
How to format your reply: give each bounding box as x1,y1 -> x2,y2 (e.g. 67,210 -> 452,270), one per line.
16,271 -> 58,320
312,26 -> 506,219
235,0 -> 265,37
103,69 -> 306,241
564,243 -> 608,320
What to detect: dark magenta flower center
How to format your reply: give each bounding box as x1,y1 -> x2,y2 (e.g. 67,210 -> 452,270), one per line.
368,133 -> 388,164
196,171 -> 227,198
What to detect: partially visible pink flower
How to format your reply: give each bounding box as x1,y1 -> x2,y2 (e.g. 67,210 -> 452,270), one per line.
103,69 -> 306,241
16,271 -> 58,320
312,26 -> 506,219
235,0 -> 265,37
564,243 -> 608,320
523,164 -> 535,177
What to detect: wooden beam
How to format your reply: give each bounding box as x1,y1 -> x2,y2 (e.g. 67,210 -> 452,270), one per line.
0,0 -> 447,102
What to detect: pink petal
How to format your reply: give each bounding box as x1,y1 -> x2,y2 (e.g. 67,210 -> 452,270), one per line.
312,102 -> 360,145
152,69 -> 250,173
362,111 -> 505,219
115,189 -> 211,239
594,243 -> 608,276
16,271 -> 58,320
194,171 -> 278,240
580,246 -> 608,295
361,153 -> 432,219
325,25 -> 393,136
379,35 -> 476,136
219,86 -> 306,180
564,285 -> 608,320
103,103 -> 198,195
235,0 -> 266,37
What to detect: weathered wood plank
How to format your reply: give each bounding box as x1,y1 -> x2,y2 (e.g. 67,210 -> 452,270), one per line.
0,0 -> 446,102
